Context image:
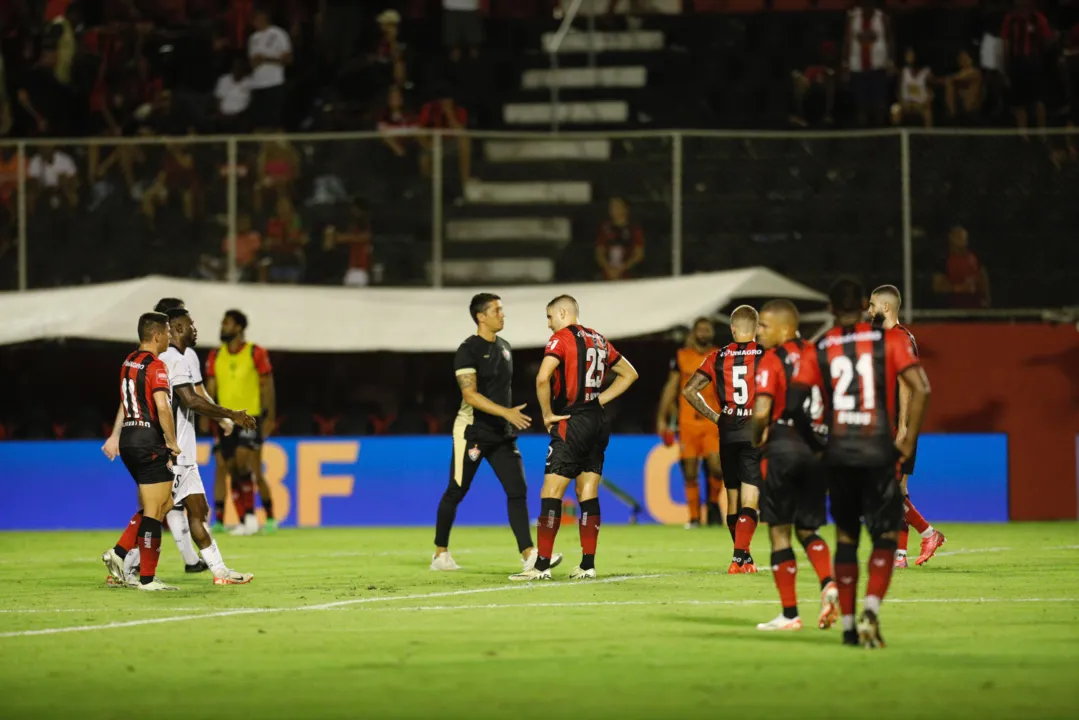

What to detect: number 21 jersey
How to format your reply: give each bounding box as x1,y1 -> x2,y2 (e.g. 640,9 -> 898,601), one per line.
544,325 -> 622,414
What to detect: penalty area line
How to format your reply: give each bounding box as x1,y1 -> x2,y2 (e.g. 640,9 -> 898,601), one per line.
0,573 -> 665,639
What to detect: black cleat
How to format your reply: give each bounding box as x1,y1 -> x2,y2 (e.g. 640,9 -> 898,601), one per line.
842,629 -> 859,646
185,560 -> 210,574
857,610 -> 886,649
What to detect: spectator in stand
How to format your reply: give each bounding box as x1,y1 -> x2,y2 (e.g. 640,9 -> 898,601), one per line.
595,196 -> 645,281
941,50 -> 983,123
27,144 -> 78,286
375,9 -> 407,90
980,0 -> 1009,119
842,0 -> 894,127
379,84 -> 422,171
790,41 -> 836,128
260,194 -> 308,284
27,145 -> 78,212
17,51 -> 73,137
223,212 -> 262,281
933,225 -> 991,309
891,47 -> 933,128
215,57 -> 253,133
316,199 -> 373,287
1001,0 -> 1053,133
443,0 -> 483,63
255,137 -> 300,213
141,142 -> 203,227
248,7 -> 292,131
418,88 -> 472,189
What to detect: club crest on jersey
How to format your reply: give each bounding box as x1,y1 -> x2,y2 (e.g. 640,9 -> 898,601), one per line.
468,446 -> 481,462
501,347 -> 511,362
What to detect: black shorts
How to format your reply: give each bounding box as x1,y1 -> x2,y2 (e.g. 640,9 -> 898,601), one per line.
218,420 -> 263,461
545,404 -> 611,479
828,464 -> 904,538
760,451 -> 827,529
119,445 -> 174,486
448,428 -> 526,497
720,441 -> 763,489
250,85 -> 285,129
898,448 -> 917,478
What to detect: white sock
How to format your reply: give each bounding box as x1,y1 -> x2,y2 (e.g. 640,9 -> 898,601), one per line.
865,594 -> 882,615
841,614 -> 855,631
896,549 -> 907,557
124,548 -> 140,575
167,509 -> 202,566
200,540 -> 228,574
920,526 -> 936,539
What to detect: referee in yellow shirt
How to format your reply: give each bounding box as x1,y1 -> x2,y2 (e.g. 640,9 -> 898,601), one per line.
205,309 -> 277,535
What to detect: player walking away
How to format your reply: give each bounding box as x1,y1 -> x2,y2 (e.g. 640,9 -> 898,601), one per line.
510,295 -> 638,581
102,298 -> 207,575
107,309 -> 258,588
868,285 -> 946,567
790,278 -> 930,648
205,310 -> 277,536
749,299 -> 838,632
104,313 -> 184,591
432,293 -> 562,573
682,305 -> 763,573
656,317 -> 726,528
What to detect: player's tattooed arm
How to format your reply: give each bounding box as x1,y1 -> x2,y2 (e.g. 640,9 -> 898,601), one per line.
457,371 -> 531,430
681,371 -> 721,426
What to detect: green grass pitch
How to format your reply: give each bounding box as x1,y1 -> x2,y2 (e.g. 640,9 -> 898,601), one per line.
1,523 -> 1077,719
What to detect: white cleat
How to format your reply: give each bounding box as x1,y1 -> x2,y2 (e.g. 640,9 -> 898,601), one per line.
213,569 -> 254,585
102,548 -> 126,584
509,568 -> 551,582
521,549 -> 563,573
136,578 -> 179,592
756,614 -> 803,631
430,551 -> 461,571
818,581 -> 840,630
568,566 -> 596,580
105,573 -> 139,589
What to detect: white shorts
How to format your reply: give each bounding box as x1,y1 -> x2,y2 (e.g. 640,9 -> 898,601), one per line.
172,464 -> 206,505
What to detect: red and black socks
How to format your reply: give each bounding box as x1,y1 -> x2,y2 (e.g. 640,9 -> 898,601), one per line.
535,498 -> 562,572
579,498 -> 601,571
835,542 -> 859,641
114,511 -> 143,558
732,508 -> 758,565
726,514 -> 738,543
771,548 -> 799,619
866,539 -> 898,615
799,532 -> 834,588
137,516 -> 163,585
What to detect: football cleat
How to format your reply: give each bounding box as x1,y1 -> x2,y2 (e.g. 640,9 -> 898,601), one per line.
842,629 -> 860,646
894,554 -> 909,569
213,569 -> 254,585
568,566 -> 596,580
262,518 -> 278,534
185,560 -> 210,574
509,568 -> 552,582
105,574 -> 138,588
857,610 -> 886,649
741,562 -> 759,574
914,530 -> 946,566
521,550 -> 563,573
136,578 -> 179,592
756,614 -> 802,631
684,520 -> 701,530
727,561 -> 745,574
818,582 -> 839,630
430,552 -> 460,571
211,521 -> 224,534
101,548 -> 126,585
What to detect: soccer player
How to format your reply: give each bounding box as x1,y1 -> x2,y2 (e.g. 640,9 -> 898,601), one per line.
750,299 -> 838,631
868,285 -> 946,567
510,295 -> 638,581
656,318 -> 725,528
682,305 -> 763,573
102,298 -> 207,574
205,310 -> 276,536
105,313 -> 183,591
790,277 -> 930,648
432,293 -> 562,573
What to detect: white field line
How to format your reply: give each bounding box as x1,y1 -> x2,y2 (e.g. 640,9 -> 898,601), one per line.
354,597 -> 1079,614
0,573 -> 664,639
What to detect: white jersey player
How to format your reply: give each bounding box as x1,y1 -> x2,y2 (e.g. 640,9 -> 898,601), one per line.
103,308 -> 258,588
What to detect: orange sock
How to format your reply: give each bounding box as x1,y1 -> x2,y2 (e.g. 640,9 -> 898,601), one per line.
685,482 -> 701,522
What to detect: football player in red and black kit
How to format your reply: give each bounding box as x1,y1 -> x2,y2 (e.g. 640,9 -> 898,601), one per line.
750,299 -> 839,631
868,285 -> 946,567
510,295 -> 638,581
790,278 -> 930,648
113,312 -> 183,591
682,305 -> 763,573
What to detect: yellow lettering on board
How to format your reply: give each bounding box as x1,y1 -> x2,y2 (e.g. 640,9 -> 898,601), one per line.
297,442 -> 358,527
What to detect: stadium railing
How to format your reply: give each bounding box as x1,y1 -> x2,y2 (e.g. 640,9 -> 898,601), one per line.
2,127 -> 1077,321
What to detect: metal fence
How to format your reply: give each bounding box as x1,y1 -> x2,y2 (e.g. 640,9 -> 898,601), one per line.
2,128 -> 1077,322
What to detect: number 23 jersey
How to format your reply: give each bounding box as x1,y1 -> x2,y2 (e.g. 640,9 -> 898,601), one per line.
544,325 -> 622,414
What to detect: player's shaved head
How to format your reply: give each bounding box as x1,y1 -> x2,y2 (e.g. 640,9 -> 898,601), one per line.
154,298 -> 185,313
546,295 -> 579,333
760,299 -> 800,326
829,276 -> 866,322
138,312 -> 169,342
546,294 -> 579,315
868,284 -> 902,329
729,305 -> 759,341
871,285 -> 901,309
757,300 -> 799,349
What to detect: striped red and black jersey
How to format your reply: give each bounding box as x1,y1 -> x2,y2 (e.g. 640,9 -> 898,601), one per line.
117,349 -> 171,448
792,323 -> 919,466
755,338 -> 826,453
544,325 -> 622,414
697,341 -> 763,444
891,323 -> 919,429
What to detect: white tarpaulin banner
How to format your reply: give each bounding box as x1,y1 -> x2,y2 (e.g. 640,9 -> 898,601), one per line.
0,268 -> 825,352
